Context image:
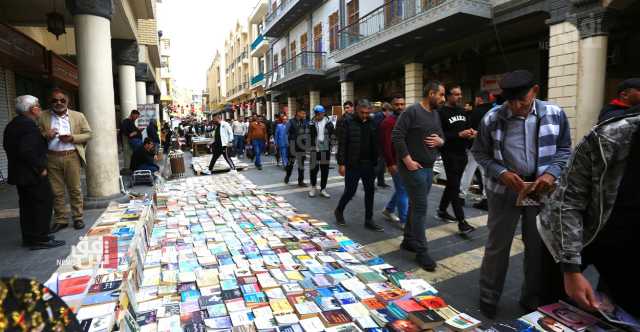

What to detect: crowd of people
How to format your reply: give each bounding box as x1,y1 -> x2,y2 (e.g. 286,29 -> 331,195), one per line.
3,72 -> 640,318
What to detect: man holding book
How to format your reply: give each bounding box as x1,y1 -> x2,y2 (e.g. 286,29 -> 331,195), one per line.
471,70 -> 572,318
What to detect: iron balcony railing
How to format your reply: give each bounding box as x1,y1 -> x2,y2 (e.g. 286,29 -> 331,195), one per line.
266,0 -> 297,26
337,0 -> 446,50
251,73 -> 265,85
251,34 -> 265,50
266,51 -> 326,88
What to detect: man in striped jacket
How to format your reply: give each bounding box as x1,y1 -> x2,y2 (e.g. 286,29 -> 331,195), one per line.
471,70 -> 572,318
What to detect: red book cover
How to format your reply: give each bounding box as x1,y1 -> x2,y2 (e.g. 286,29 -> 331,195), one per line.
417,295 -> 448,309
58,275 -> 91,297
394,299 -> 425,313
388,319 -> 421,332
321,309 -> 352,326
362,298 -> 386,310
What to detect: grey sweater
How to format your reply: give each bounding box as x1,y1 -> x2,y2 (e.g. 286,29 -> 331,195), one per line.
392,102 -> 444,168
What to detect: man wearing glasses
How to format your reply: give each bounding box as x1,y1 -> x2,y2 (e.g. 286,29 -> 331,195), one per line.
39,89 -> 92,233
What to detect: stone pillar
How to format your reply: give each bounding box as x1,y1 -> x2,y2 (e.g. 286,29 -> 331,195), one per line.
272,101 -> 280,118
68,0 -> 121,201
136,81 -> 146,105
266,100 -> 272,120
340,81 -> 354,106
287,97 -> 297,118
256,102 -> 264,116
114,39 -> 138,170
405,62 -> 423,105
309,90 -> 320,112
146,95 -> 154,104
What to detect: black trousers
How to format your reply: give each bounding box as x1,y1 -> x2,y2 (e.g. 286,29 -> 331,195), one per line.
375,156 -> 386,186
337,164 -> 375,221
17,179 -> 53,243
209,146 -> 235,171
285,150 -> 306,184
310,151 -> 330,189
439,152 -> 468,221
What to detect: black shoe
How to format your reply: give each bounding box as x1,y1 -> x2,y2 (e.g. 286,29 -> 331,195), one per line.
479,300 -> 497,319
334,209 -> 346,226
50,223 -> 68,233
458,220 -> 475,234
416,253 -> 437,271
473,199 -> 488,211
436,210 -> 457,223
364,221 -> 384,232
400,242 -> 417,252
284,175 -> 290,184
25,239 -> 65,250
73,219 -> 85,230
298,182 -> 308,187
377,183 -> 390,188
257,165 -> 263,170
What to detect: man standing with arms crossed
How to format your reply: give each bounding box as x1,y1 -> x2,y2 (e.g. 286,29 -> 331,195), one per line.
472,70 -> 572,318
392,82 -> 445,271
40,89 -> 92,232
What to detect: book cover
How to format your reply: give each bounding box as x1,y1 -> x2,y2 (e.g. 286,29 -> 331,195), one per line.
387,319 -> 421,332
408,309 -> 446,330
445,313 -> 482,331
321,309 -> 352,327
538,302 -> 599,331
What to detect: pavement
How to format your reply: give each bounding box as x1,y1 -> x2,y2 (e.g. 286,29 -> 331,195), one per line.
0,150 -> 576,324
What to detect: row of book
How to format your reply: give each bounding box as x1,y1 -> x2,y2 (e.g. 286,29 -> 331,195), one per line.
191,154 -> 249,175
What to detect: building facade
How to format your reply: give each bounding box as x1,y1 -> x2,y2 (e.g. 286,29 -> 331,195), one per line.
206,51 -> 224,113
224,21 -> 252,117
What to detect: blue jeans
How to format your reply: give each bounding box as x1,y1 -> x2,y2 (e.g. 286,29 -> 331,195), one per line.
128,138 -> 142,150
399,167 -> 434,256
137,163 -> 159,173
252,139 -> 265,166
279,146 -> 289,166
385,172 -> 409,224
233,135 -> 245,155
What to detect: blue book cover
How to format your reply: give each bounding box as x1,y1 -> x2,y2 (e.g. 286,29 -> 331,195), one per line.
181,289 -> 201,302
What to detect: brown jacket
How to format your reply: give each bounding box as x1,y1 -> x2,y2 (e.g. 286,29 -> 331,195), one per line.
38,109 -> 93,166
247,121 -> 267,141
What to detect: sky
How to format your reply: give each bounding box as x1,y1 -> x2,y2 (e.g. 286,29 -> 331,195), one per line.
157,0 -> 256,92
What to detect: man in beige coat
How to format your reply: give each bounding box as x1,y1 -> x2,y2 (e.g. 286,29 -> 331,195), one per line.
39,89 -> 92,232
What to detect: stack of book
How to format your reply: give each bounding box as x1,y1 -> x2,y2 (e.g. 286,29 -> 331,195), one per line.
191,154 -> 248,174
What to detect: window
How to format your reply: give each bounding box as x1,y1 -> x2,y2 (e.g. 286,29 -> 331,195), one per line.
313,23 -> 322,52
300,33 -> 308,52
329,12 -> 339,51
290,41 -> 297,58
347,0 -> 359,31
385,0 -> 403,27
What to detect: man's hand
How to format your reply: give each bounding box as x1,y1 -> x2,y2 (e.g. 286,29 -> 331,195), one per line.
499,171 -> 525,193
129,131 -> 137,138
59,135 -> 74,143
468,129 -> 478,139
387,164 -> 398,175
47,129 -> 58,139
425,134 -> 444,148
532,173 -> 556,195
403,157 -> 423,171
338,165 -> 346,177
458,130 -> 471,139
564,272 -> 599,311
40,169 -> 47,177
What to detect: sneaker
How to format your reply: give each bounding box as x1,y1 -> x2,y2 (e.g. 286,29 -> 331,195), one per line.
458,220 -> 476,234
436,210 -> 457,223
309,188 -> 317,197
381,209 -> 400,223
334,209 -> 346,226
320,189 -> 331,198
364,221 -> 384,232
284,175 -> 290,184
257,165 -> 263,170
416,253 -> 437,271
298,182 -> 309,188
377,183 -> 390,188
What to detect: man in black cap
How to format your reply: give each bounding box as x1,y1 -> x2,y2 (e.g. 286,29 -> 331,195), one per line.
471,69 -> 572,318
597,78 -> 640,123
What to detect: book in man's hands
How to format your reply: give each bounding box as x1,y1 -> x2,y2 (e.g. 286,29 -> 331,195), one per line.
538,301 -> 599,332
516,182 -> 542,206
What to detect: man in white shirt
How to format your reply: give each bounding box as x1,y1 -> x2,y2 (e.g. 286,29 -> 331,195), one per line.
39,89 -> 92,233
232,116 -> 246,157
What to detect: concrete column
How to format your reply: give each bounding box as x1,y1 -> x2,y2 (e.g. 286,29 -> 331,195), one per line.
340,81 -> 354,106
405,62 -> 423,105
272,101 -> 280,118
146,94 -> 154,104
256,102 -> 264,116
309,90 -> 320,112
117,65 -> 136,169
70,0 -> 120,200
287,97 -> 297,118
136,81 -> 147,104
576,35 -> 607,140
266,101 -> 273,120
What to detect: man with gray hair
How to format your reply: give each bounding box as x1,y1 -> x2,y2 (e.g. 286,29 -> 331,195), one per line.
3,95 -> 65,249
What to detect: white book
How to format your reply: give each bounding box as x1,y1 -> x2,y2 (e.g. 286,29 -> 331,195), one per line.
299,317 -> 326,332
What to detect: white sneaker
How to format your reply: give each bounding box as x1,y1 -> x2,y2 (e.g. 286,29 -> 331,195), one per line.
382,209 -> 400,223
320,189 -> 330,198
309,188 -> 317,197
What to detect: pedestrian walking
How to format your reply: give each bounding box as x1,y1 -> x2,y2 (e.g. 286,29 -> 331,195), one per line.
472,70 -> 572,318
335,100 -> 354,139
39,89 -> 92,232
334,99 -> 384,232
436,84 -> 476,234
379,96 -> 409,227
3,95 -> 65,249
540,112 -> 640,317
247,114 -> 267,170
372,104 -> 390,188
275,114 -> 289,167
308,105 -> 334,198
597,78 -> 640,123
392,81 -> 445,271
284,109 -> 310,186
208,114 -> 235,172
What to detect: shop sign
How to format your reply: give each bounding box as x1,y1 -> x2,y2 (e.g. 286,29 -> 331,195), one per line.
0,23 -> 47,73
136,104 -> 158,130
49,52 -> 79,87
480,74 -> 504,94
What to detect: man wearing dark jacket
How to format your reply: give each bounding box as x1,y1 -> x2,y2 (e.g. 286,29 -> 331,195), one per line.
308,105 -> 334,198
285,109 -> 310,186
130,138 -> 159,173
3,95 -> 64,249
597,78 -> 640,123
146,119 -> 160,152
335,99 -> 384,232
436,84 -> 476,234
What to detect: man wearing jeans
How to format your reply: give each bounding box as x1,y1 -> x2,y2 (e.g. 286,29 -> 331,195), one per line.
392,81 -> 445,271
379,96 -> 408,227
247,115 -> 268,170
232,116 -> 246,157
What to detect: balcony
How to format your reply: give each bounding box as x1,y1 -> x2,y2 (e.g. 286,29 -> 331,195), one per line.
249,0 -> 268,24
251,34 -> 269,58
331,0 -> 492,64
251,73 -> 265,87
263,0 -> 318,37
265,51 -> 326,90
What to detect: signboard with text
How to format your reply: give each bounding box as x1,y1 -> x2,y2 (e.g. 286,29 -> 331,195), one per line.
136,104 -> 158,130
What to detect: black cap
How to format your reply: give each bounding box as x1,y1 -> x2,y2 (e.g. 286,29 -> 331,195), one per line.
617,78 -> 640,94
499,70 -> 535,100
